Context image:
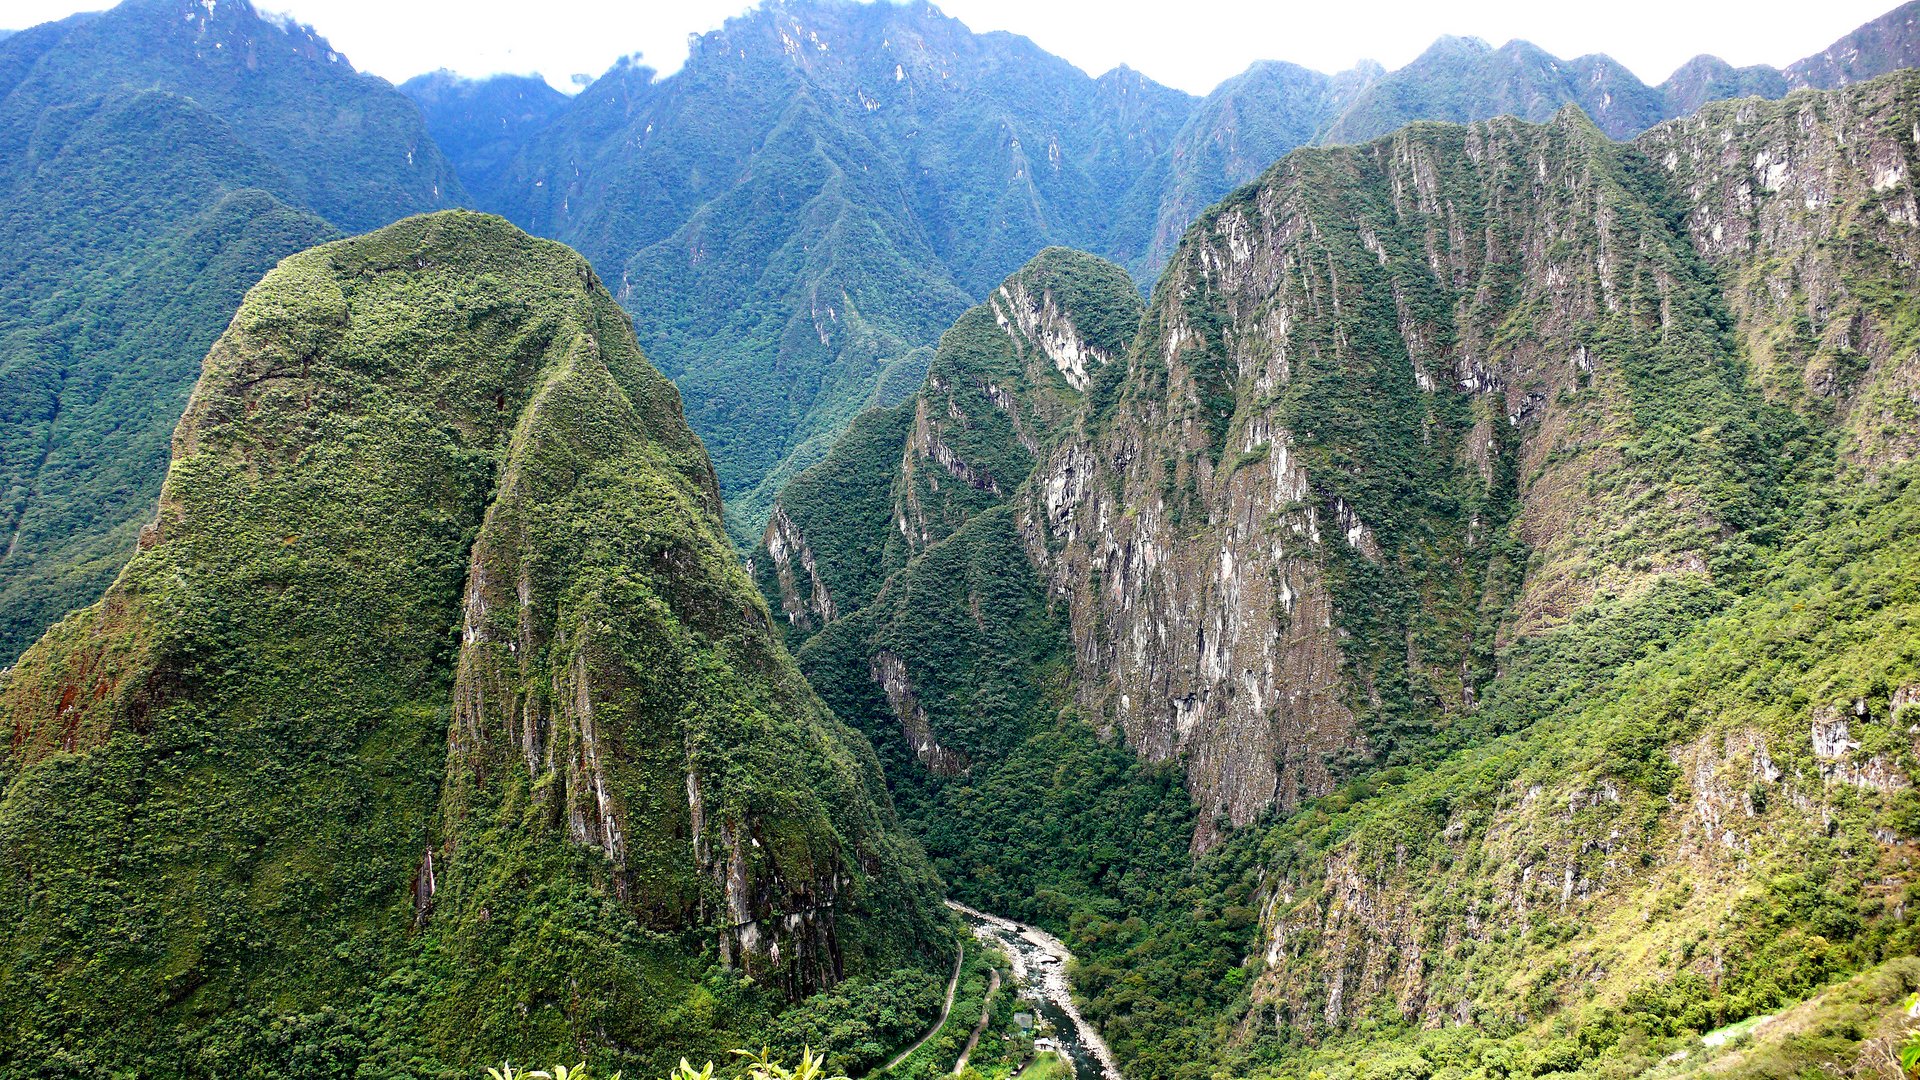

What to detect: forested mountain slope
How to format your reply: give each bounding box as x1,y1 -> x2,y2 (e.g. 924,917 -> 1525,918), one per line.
0,0 -> 464,665
0,212 -> 949,1078
1786,0 -> 1920,89
757,71 -> 1920,1080
414,0 -> 1920,547
437,0 -> 1198,541
401,70 -> 569,211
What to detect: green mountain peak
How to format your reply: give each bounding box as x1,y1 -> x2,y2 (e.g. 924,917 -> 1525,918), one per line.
0,210 -> 948,1076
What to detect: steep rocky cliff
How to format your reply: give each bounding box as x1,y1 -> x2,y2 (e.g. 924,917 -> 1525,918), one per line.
755,247 -> 1143,642
762,71 -> 1920,1080
1036,98 -> 1832,845
1641,74 -> 1920,472
1230,70 -> 1920,1072
0,211 -> 945,1075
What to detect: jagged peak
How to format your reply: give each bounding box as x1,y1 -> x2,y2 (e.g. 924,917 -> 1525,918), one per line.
995,246 -> 1143,366
1666,52 -> 1738,79
1343,58 -> 1387,81
1546,100 -> 1607,134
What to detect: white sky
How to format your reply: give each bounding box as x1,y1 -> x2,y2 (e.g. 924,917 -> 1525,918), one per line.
0,0 -> 1898,96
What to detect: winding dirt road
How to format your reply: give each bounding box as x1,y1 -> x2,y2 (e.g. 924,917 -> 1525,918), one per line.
951,968 -> 1002,1075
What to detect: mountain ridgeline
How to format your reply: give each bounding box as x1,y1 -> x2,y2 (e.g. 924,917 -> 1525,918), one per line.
757,71 -> 1920,1080
1,0 -> 1920,1077
412,0 -> 1920,552
0,212 -> 950,1077
5,0 -> 1920,672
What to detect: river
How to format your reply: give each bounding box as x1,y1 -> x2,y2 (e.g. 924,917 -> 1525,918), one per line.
945,901 -> 1123,1080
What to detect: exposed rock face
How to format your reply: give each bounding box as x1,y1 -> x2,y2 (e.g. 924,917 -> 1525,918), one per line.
870,649 -> 970,776
760,247 -> 1142,636
1638,72 -> 1920,472
1785,1 -> 1920,89
1018,103 -> 1794,845
0,212 -> 944,1064
765,503 -> 839,631
992,273 -> 1119,394
1185,75 -> 1920,1049
1024,421 -> 1358,849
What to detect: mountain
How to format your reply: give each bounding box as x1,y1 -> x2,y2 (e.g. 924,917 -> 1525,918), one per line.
1320,3 -> 1920,148
0,211 -> 949,1076
0,0 -> 465,666
1658,54 -> 1787,116
757,69 -> 1920,1080
1786,0 -> 1920,87
413,0 -> 1920,552
400,69 -> 569,207
1124,59 -> 1381,277
447,0 -> 1197,542
1321,35 -> 1672,143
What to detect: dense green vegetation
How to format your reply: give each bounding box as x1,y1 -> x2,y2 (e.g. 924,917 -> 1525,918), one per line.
7,4 -> 1920,1079
401,71 -> 568,210
6,0 -> 1911,659
1318,37 -> 1669,144
755,247 -> 1143,639
416,1 -> 1920,547
755,71 -> 1920,1080
879,938 -> 1020,1080
0,0 -> 463,664
1209,464 -> 1920,1080
463,0 -> 1199,542
0,212 -> 949,1078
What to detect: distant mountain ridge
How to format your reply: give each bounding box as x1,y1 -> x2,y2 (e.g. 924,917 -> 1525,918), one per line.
408,0 -> 1920,547
400,69 -> 568,210
1786,0 -> 1920,87
4,0 -> 1920,659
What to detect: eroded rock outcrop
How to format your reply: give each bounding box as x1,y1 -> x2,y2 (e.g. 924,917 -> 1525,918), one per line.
1639,72 -> 1920,472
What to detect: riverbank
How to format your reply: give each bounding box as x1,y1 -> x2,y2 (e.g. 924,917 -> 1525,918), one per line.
946,901 -> 1123,1080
